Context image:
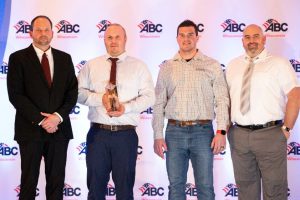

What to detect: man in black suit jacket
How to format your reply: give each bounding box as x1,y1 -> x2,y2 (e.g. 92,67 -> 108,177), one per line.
7,15 -> 78,200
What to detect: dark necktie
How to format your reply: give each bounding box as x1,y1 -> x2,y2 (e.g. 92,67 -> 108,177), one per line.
109,57 -> 119,85
240,58 -> 254,115
41,52 -> 52,88
108,57 -> 119,111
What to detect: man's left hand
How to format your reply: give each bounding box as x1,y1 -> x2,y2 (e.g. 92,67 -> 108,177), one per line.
40,112 -> 61,133
281,129 -> 290,140
107,103 -> 125,117
211,134 -> 226,155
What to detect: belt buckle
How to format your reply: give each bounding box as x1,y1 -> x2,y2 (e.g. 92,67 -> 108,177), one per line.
267,121 -> 275,127
249,125 -> 255,130
186,121 -> 194,126
179,121 -> 185,127
179,121 -> 194,127
110,125 -> 118,132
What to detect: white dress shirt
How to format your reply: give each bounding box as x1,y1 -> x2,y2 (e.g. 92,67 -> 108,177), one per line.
226,49 -> 299,125
77,52 -> 155,126
32,44 -> 54,79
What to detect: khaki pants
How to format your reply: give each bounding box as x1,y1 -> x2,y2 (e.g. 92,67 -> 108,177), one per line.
228,125 -> 287,200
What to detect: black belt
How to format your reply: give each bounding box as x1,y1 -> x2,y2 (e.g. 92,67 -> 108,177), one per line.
235,120 -> 283,130
91,123 -> 136,132
168,119 -> 211,127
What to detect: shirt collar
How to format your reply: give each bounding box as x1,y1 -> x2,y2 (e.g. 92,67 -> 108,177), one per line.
105,51 -> 127,62
244,48 -> 268,62
32,43 -> 51,55
173,49 -> 204,61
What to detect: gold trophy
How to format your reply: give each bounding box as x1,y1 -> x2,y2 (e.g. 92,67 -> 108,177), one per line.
106,82 -> 118,111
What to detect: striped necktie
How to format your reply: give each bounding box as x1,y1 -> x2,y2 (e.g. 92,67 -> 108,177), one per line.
240,58 -> 254,115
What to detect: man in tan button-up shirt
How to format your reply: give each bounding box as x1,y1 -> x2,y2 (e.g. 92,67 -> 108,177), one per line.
152,20 -> 230,200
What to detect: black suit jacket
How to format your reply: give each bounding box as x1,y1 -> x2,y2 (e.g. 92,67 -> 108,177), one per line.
7,44 -> 78,141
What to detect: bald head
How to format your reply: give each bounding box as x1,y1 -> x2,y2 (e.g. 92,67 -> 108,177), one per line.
105,23 -> 127,39
242,24 -> 266,58
243,24 -> 264,36
104,23 -> 127,57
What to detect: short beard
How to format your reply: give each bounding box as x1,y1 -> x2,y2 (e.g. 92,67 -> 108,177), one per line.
248,44 -> 258,54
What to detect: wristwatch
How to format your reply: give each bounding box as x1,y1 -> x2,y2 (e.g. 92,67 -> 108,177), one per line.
281,125 -> 291,133
217,130 -> 227,135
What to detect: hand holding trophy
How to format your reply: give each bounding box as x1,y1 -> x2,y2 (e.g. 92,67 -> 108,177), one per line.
103,57 -> 125,117
103,82 -> 119,112
103,83 -> 124,117
107,83 -> 119,111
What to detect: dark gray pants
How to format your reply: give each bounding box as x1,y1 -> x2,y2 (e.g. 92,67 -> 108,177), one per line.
228,125 -> 287,200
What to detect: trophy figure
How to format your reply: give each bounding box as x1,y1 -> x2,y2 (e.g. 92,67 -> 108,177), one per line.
106,82 -> 118,111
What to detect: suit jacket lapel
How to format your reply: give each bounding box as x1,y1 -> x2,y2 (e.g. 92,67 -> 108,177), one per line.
51,48 -> 59,90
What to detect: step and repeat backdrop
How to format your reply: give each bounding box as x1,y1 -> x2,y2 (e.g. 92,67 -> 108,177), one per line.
1,0 -> 300,199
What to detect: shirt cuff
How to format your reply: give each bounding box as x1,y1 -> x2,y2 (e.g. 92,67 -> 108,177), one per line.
54,112 -> 63,123
217,122 -> 228,131
153,131 -> 164,140
38,118 -> 46,126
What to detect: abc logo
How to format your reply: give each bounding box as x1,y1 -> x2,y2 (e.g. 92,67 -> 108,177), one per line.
288,146 -> 300,155
142,187 -> 164,196
70,105 -> 80,115
78,146 -> 86,155
98,24 -> 109,33
185,184 -> 197,196
58,24 -> 79,33
141,107 -> 153,114
292,64 -> 300,72
106,184 -> 116,196
63,187 -> 81,196
186,188 -> 197,196
16,25 -> 30,33
140,24 -> 162,33
0,62 -> 8,75
225,187 -> 238,197
223,23 -> 245,32
197,23 -> 204,32
77,142 -> 86,155
97,20 -> 111,33
265,23 -> 288,32
223,184 -> 238,197
137,146 -> 143,155
290,60 -> 300,73
57,21 -> 80,33
0,146 -> 18,156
